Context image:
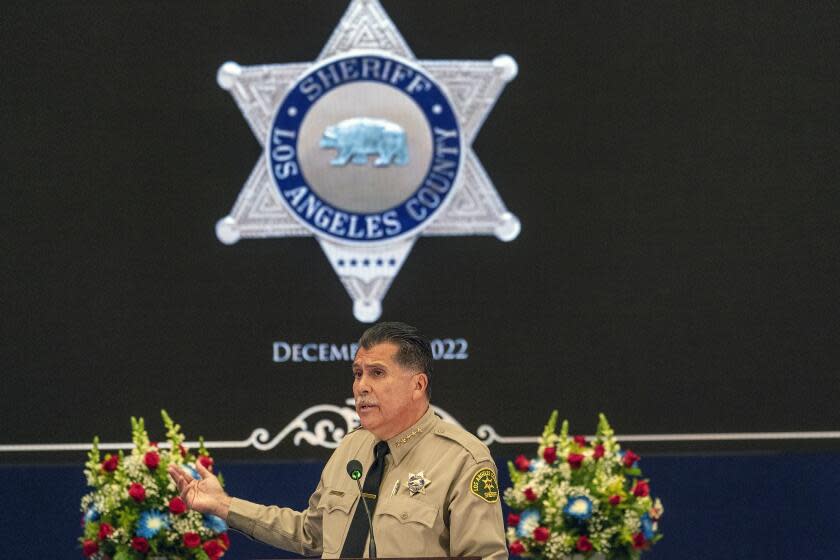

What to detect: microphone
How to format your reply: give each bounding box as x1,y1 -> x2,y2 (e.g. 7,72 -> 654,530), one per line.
346,459 -> 377,559
347,459 -> 363,481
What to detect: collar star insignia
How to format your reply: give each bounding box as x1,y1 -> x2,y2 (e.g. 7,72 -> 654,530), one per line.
394,426 -> 422,447
214,0 -> 520,322
407,471 -> 431,495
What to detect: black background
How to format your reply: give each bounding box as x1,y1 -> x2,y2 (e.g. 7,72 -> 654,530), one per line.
2,0 -> 839,464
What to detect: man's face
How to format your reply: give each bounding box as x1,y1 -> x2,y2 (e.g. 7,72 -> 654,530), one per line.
352,342 -> 424,440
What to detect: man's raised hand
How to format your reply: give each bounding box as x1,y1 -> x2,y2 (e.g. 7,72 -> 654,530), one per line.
167,461 -> 231,519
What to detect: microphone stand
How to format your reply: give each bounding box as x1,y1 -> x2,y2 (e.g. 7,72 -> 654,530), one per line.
353,477 -> 378,559
347,460 -> 377,559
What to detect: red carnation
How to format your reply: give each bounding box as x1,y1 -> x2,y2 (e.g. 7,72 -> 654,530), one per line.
183,532 -> 201,548
507,512 -> 520,526
169,496 -> 187,515
623,449 -> 640,468
131,537 -> 149,553
632,532 -> 647,550
609,494 -> 622,506
149,441 -> 158,447
542,446 -> 557,464
573,435 -> 587,447
509,540 -> 525,555
533,526 -> 550,542
219,532 -> 230,550
82,539 -> 99,557
203,539 -> 223,559
128,482 -> 146,502
514,454 -> 531,472
576,535 -> 593,552
567,453 -> 584,469
97,522 -> 113,540
593,444 -> 605,460
144,450 -> 160,470
523,487 -> 537,501
633,479 -> 650,497
101,455 -> 119,472
198,454 -> 214,471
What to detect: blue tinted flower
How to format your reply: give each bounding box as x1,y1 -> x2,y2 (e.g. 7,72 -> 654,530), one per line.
528,459 -> 546,472
84,505 -> 100,522
136,510 -> 170,538
641,513 -> 655,540
181,463 -> 201,480
204,513 -> 228,533
515,508 -> 540,538
563,495 -> 593,521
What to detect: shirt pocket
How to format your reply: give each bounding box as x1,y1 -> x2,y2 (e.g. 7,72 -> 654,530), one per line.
376,495 -> 439,529
316,487 -> 358,554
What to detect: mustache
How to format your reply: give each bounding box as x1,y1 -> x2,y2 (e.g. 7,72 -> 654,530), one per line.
355,398 -> 379,407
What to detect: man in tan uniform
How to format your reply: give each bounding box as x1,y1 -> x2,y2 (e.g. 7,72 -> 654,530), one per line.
169,322 -> 507,559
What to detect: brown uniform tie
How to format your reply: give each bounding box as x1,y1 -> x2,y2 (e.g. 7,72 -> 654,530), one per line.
341,441 -> 390,558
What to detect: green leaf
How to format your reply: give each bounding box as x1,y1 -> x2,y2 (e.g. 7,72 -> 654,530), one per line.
541,410 -> 558,442
161,409 -> 185,453
84,436 -> 102,485
113,548 -> 132,560
597,413 -> 614,438
87,436 -> 101,465
131,416 -> 150,450
559,418 -> 569,446
82,521 -> 99,540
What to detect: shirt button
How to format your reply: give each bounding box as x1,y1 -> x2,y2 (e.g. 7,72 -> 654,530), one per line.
400,512 -> 408,520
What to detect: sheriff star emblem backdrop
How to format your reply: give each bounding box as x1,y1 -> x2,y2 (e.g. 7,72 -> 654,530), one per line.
214,0 -> 520,322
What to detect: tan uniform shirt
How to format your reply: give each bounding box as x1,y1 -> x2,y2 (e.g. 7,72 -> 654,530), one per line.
228,406 -> 507,558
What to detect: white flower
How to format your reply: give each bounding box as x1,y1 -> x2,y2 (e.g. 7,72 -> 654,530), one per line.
623,510 -> 641,533
544,533 -> 573,557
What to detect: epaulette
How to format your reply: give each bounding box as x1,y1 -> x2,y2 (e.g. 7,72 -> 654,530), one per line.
432,421 -> 492,463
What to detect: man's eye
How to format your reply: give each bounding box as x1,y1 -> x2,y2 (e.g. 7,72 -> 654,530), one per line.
352,371 -> 362,379
372,369 -> 384,377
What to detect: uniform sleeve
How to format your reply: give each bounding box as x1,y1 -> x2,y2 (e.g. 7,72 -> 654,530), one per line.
448,458 -> 508,560
226,477 -> 324,556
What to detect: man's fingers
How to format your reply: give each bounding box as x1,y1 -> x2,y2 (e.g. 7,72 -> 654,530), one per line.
167,464 -> 182,482
195,461 -> 213,479
167,464 -> 194,493
166,465 -> 183,488
168,464 -> 190,483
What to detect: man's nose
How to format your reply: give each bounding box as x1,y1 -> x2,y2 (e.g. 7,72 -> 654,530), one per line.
355,373 -> 371,393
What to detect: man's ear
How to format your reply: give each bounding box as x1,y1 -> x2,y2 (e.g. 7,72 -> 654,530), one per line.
413,372 -> 429,398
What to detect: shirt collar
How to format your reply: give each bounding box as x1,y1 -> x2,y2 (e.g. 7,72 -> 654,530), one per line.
385,405 -> 438,466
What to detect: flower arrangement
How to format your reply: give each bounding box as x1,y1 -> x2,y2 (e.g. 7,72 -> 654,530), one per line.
504,412 -> 663,559
79,411 -> 230,560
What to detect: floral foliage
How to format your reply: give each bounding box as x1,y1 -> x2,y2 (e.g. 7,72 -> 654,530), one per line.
79,411 -> 230,559
504,412 -> 663,559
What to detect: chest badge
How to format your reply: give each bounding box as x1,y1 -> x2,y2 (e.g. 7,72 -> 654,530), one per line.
406,471 -> 431,495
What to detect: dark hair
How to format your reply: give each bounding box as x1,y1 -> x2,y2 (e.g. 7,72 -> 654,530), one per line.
358,321 -> 432,399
